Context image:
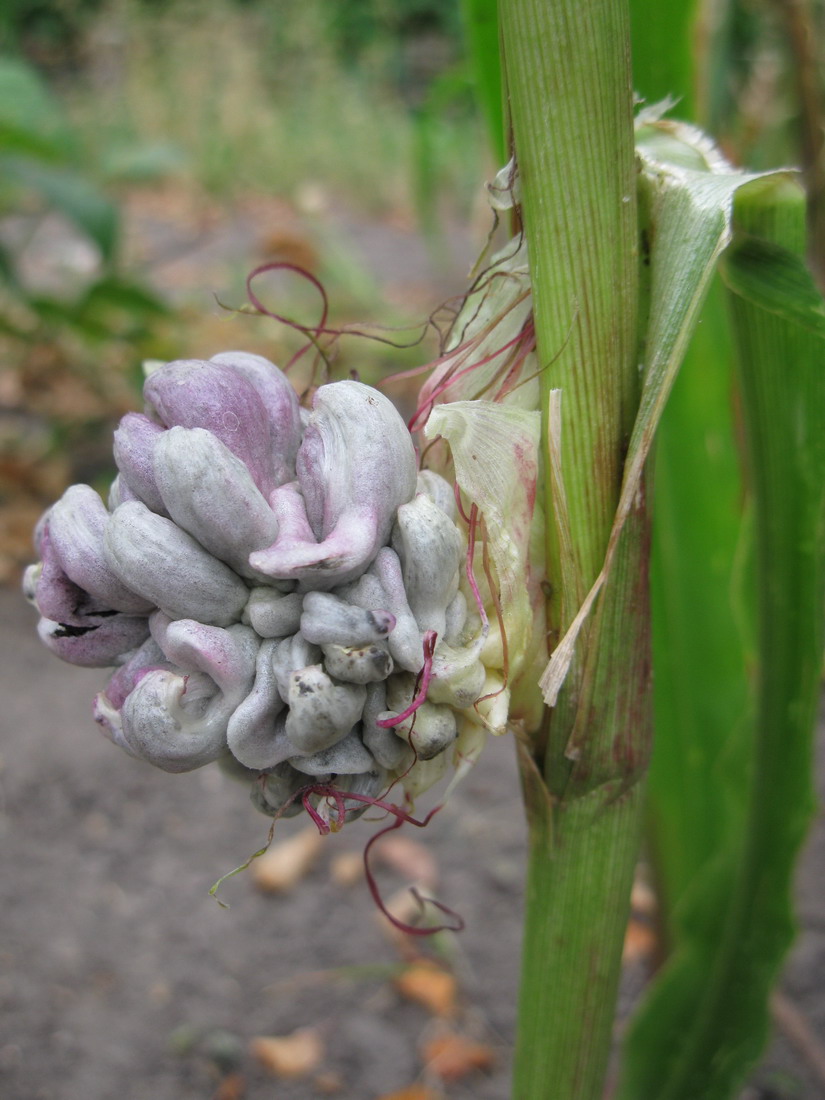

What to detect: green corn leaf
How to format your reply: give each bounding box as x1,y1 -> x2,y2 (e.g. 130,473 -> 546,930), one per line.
0,309 -> 29,338
0,120 -> 68,163
625,1 -> 766,1092
629,0 -> 697,113
24,277 -> 169,342
722,233 -> 825,336
79,277 -> 171,319
645,277 -> 754,937
620,173 -> 825,1100
25,294 -> 110,340
1,156 -> 119,264
0,239 -> 17,286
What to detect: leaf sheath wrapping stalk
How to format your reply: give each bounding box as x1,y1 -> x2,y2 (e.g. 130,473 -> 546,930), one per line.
516,479 -> 653,1098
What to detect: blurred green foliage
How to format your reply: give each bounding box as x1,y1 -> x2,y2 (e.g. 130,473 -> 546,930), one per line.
46,0 -> 483,213
0,2 -> 482,578
626,2 -> 825,1097
2,0 -> 465,87
0,49 -> 171,563
461,1 -> 825,1095
0,53 -> 168,352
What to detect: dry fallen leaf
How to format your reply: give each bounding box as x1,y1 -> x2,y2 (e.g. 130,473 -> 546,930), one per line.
622,867 -> 658,963
250,1027 -> 324,1079
630,876 -> 657,917
211,1072 -> 246,1100
251,826 -> 324,893
373,834 -> 438,890
394,961 -> 457,1018
421,1031 -> 495,1082
330,850 -> 364,887
259,227 -> 319,273
374,886 -> 431,954
376,1086 -> 442,1100
313,1070 -> 344,1094
622,916 -> 657,964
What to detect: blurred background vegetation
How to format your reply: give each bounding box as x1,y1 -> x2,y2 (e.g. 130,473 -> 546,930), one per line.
0,0 -> 491,582
2,0 -> 823,584
3,2 -> 825,1094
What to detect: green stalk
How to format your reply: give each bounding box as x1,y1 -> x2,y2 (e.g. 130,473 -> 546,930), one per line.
501,0 -> 638,598
516,501 -> 652,1098
500,2 -> 650,1095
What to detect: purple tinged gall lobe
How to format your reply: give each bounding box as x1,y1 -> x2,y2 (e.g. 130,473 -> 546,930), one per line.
300,590 -> 396,647
320,642 -> 393,684
48,485 -> 154,614
118,619 -> 258,773
392,492 -> 463,637
367,547 -> 426,673
113,413 -> 169,515
271,633 -> 323,701
209,351 -> 302,486
226,638 -> 289,770
289,728 -> 375,776
100,636 -> 167,709
361,680 -> 413,771
242,587 -> 304,638
152,426 -> 280,581
37,613 -> 150,668
251,762 -> 313,819
104,501 -> 249,626
284,664 -> 366,756
249,381 -> 417,588
143,359 -> 277,496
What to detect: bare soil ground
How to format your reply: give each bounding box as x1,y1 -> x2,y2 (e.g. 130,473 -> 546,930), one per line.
1,586 -> 824,1099
1,196 -> 823,1099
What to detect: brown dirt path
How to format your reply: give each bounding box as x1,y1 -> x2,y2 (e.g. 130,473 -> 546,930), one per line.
2,586 -> 824,1098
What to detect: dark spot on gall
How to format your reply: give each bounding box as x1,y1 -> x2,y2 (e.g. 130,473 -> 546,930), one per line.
53,622 -> 97,638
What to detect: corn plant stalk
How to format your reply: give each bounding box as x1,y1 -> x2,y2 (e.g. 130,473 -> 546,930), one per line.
500,1 -> 649,1095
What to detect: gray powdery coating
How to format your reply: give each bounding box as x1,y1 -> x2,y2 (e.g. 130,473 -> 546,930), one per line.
24,355 -> 486,825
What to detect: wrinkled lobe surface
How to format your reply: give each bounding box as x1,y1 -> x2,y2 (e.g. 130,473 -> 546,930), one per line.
24,352 -> 501,823
249,380 -> 418,588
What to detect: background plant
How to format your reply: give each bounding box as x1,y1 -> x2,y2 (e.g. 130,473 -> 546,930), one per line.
465,0 -> 825,1096
0,0 -> 486,580
3,1 -> 825,1096
0,49 -> 172,581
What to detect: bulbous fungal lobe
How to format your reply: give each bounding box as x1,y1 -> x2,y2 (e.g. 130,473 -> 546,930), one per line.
143,357 -> 290,498
226,639 -> 288,770
113,413 -> 169,516
104,501 -> 250,626
209,350 -> 302,486
249,381 -> 418,587
152,426 -> 280,582
392,492 -> 463,637
118,619 -> 258,773
37,613 -> 150,669
300,591 -> 395,647
242,588 -> 304,638
24,348 -> 498,828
